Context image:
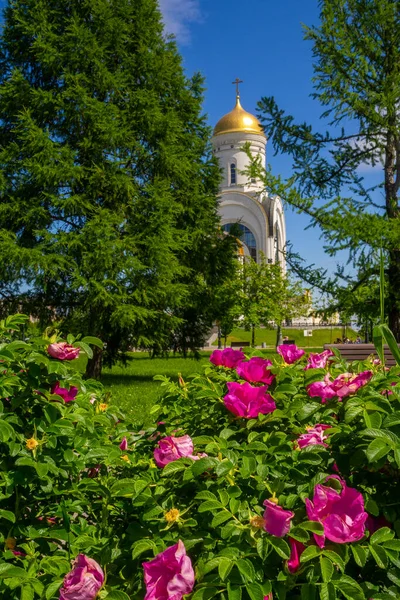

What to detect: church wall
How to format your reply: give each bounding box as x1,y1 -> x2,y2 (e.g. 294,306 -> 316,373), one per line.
212,132 -> 266,192
219,191 -> 269,258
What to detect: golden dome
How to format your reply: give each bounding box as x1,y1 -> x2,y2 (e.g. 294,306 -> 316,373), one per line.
213,96 -> 265,137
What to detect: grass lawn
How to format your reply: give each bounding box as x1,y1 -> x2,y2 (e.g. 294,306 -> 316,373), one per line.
102,352 -> 211,425
216,327 -> 357,347
100,346 -> 325,425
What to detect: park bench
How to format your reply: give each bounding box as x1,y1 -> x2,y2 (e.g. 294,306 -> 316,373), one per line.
323,343 -> 400,367
231,341 -> 251,348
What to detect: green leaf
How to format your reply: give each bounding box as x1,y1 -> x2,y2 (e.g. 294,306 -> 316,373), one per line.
366,438 -> 390,462
110,479 -> 139,497
298,520 -> 324,534
218,558 -> 233,581
322,550 -> 345,572
380,324 -> 400,366
300,545 -> 321,563
320,556 -> 334,583
0,509 -> 15,523
334,576 -> 366,600
268,537 -> 290,559
297,403 -> 321,421
161,460 -> 188,477
370,527 -> 394,545
45,580 -> 63,600
191,587 -> 219,600
0,565 -> 29,578
191,457 -> 218,476
105,592 -> 131,600
198,500 -> 223,513
211,511 -> 232,528
351,545 -> 367,567
236,558 -> 256,583
21,584 -> 34,600
227,583 -> 242,600
373,325 -> 384,365
319,583 -> 336,600
0,420 -> 14,442
132,539 -> 157,560
245,583 -> 264,600
195,491 -> 218,501
370,544 -> 388,568
81,336 -> 104,349
383,540 -> 400,551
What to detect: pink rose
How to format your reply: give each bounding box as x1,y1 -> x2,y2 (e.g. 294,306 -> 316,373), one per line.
51,382 -> 78,403
154,435 -> 203,468
305,475 -> 368,548
286,538 -> 305,574
210,348 -> 245,369
263,500 -> 294,537
143,540 -> 194,600
307,371 -> 373,402
236,357 -> 275,385
119,437 -> 128,451
297,424 -> 332,449
48,342 -> 80,361
264,595 -> 273,600
277,344 -> 305,364
224,382 -> 276,419
305,349 -> 334,370
59,554 -> 104,600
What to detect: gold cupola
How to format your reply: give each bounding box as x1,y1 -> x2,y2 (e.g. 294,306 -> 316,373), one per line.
213,95 -> 265,138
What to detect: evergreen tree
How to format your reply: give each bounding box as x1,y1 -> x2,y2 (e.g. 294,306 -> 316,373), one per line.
251,0 -> 400,338
0,0 -> 235,375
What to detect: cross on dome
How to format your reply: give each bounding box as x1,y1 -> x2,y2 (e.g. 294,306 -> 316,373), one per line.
232,78 -> 243,98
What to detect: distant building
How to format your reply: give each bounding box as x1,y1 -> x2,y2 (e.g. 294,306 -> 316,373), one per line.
212,84 -> 286,268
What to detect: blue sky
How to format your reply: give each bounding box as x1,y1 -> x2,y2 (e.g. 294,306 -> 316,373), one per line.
160,0 -> 384,278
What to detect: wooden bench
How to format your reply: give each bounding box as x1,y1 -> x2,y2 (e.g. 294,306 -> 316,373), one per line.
324,343 -> 400,367
231,341 -> 251,348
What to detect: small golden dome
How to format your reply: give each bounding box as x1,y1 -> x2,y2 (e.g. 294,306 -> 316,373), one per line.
213,96 -> 265,137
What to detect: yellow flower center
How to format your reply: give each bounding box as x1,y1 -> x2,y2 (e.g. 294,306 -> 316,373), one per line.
26,438 -> 39,450
99,403 -> 108,412
268,493 -> 279,505
121,455 -> 130,462
165,508 -> 180,523
250,516 -> 265,529
5,538 -> 16,550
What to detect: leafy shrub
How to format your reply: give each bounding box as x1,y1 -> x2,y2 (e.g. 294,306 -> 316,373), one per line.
1,316 -> 400,600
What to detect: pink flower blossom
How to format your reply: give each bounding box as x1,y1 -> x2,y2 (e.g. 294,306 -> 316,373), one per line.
286,538 -> 305,573
48,342 -> 80,361
264,595 -> 273,600
236,357 -> 275,385
210,348 -> 245,369
263,500 -> 294,537
224,382 -> 276,419
297,424 -> 332,449
143,540 -> 194,600
305,475 -> 368,548
51,382 -> 78,403
305,349 -> 334,370
119,437 -> 128,451
277,344 -> 305,364
307,371 -> 373,403
59,554 -> 104,600
154,435 -> 203,468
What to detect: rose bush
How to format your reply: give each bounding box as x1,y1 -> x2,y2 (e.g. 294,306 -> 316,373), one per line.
1,320 -> 400,600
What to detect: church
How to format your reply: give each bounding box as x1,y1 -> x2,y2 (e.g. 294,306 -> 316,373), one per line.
211,83 -> 286,267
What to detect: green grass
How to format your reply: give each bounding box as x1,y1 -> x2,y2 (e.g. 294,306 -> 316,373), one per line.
215,327 -> 357,347
101,352 -> 211,425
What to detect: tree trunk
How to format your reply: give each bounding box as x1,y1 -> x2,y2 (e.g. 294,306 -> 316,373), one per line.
85,346 -> 103,379
388,250 -> 400,340
251,325 -> 255,347
275,323 -> 282,348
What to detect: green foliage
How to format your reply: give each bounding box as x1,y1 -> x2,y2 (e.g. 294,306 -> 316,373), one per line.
4,314 -> 400,599
240,255 -> 312,346
251,0 -> 400,339
0,0 -> 236,374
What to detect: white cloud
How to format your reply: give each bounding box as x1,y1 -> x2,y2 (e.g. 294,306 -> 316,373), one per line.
158,0 -> 202,44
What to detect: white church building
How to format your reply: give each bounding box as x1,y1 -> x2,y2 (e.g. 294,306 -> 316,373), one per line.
211,84 -> 286,267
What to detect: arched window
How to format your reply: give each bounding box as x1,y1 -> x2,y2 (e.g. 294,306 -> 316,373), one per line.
223,223 -> 257,261
230,163 -> 236,185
